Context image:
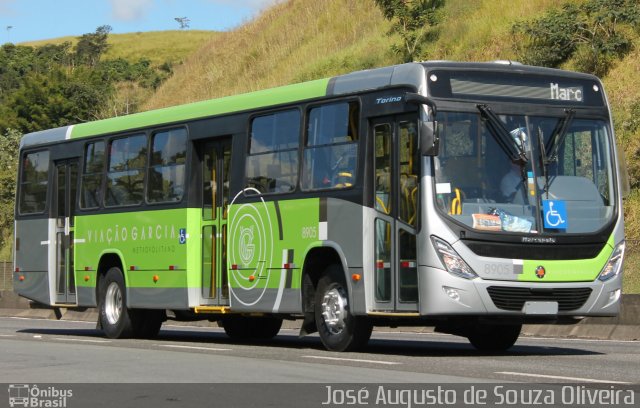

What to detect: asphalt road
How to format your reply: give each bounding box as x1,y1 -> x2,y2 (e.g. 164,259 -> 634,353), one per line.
0,316 -> 638,385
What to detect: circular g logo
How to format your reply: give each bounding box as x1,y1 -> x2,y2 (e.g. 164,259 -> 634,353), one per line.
239,226 -> 255,264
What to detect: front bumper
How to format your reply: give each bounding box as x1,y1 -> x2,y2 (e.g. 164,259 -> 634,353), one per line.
418,265 -> 622,318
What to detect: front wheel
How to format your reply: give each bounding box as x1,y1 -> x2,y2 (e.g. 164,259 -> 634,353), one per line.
467,323 -> 521,352
314,264 -> 372,352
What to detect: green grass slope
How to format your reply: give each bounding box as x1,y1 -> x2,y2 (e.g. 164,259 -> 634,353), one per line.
22,30 -> 218,66
143,0 -> 396,109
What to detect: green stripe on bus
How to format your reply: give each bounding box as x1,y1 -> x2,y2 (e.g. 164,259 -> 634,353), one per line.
518,235 -> 614,282
75,208 -> 199,289
70,78 -> 331,138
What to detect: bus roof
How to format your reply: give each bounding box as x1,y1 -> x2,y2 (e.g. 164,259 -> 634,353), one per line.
19,61 -> 600,149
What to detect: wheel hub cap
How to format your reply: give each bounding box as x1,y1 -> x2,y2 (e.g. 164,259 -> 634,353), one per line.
105,282 -> 123,325
321,287 -> 347,335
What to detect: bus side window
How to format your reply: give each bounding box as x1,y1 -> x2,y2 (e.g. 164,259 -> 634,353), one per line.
301,101 -> 359,191
148,128 -> 187,203
245,109 -> 300,194
80,141 -> 105,209
105,134 -> 147,207
19,150 -> 50,214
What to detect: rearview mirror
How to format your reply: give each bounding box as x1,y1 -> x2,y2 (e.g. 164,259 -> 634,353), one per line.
419,105 -> 439,156
405,93 -> 439,156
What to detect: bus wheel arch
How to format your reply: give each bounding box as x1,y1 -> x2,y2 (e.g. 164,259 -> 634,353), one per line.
95,253 -> 164,339
96,253 -> 125,307
300,247 -> 344,326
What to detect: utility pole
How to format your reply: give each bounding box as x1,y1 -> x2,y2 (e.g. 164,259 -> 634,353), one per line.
6,26 -> 13,43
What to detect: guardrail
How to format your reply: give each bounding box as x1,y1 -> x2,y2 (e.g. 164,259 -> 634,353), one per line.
1,260 -> 12,291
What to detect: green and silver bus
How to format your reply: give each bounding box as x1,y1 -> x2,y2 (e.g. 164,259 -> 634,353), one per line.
14,62 -> 627,351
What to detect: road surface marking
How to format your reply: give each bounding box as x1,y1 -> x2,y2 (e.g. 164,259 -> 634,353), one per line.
302,355 -> 400,365
495,371 -> 632,384
158,344 -> 231,352
537,337 -> 640,344
0,334 -> 16,337
53,337 -> 111,343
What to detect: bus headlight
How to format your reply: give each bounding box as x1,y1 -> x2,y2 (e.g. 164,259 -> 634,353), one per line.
598,241 -> 625,282
431,236 -> 478,280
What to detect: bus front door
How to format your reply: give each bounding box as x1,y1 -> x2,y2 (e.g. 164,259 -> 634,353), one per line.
371,117 -> 420,312
201,140 -> 232,306
53,160 -> 78,305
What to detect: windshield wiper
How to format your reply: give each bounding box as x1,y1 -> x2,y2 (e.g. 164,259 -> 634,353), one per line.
539,109 -> 575,196
545,109 -> 575,163
537,126 -> 550,197
477,104 -> 528,165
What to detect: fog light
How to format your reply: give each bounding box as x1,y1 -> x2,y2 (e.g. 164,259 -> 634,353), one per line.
443,286 -> 460,302
605,288 -> 621,308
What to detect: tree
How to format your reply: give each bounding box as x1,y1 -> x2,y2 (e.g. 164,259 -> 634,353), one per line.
375,0 -> 444,63
512,0 -> 640,76
75,25 -> 112,67
175,17 -> 190,30
0,128 -> 21,253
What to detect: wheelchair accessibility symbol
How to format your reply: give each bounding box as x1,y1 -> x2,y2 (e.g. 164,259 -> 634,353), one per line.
543,200 -> 567,230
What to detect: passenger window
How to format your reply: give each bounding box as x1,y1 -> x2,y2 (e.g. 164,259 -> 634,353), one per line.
302,102 -> 359,190
148,128 -> 187,203
374,124 -> 392,214
105,134 -> 147,207
399,122 -> 419,227
80,141 -> 105,209
19,151 -> 50,214
245,109 -> 300,194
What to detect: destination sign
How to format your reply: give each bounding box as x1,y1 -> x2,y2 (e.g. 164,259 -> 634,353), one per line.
450,79 -> 584,102
428,70 -> 604,106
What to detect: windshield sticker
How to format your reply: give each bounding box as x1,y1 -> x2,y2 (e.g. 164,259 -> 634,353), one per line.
472,214 -> 501,231
488,208 -> 533,233
527,171 -> 536,196
543,200 -> 568,230
436,182 -> 452,194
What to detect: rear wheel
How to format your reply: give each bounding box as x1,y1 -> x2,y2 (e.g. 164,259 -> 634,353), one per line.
467,323 -> 521,352
98,267 -> 135,339
315,264 -> 372,352
222,316 -> 283,340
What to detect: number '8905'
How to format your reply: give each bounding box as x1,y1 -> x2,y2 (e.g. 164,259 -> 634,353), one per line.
302,226 -> 317,239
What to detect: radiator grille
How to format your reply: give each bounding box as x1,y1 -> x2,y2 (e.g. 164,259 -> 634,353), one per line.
487,286 -> 592,312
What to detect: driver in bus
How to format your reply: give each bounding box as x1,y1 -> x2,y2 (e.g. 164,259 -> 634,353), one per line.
500,127 -> 528,203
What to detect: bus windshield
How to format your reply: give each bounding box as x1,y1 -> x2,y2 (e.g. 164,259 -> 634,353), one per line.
433,110 -> 615,235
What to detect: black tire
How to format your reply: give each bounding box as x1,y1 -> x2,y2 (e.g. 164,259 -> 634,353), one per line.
131,309 -> 165,339
222,316 -> 283,340
467,323 -> 521,352
98,267 -> 135,339
314,264 -> 372,352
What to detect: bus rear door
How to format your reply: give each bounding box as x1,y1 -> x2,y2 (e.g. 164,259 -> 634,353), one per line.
200,139 -> 232,306
54,159 -> 78,305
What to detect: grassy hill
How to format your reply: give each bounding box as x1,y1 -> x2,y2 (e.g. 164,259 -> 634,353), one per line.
143,0 -> 397,109
22,30 -> 218,66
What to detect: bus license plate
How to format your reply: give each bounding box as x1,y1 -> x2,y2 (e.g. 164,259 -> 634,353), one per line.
523,301 -> 558,315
